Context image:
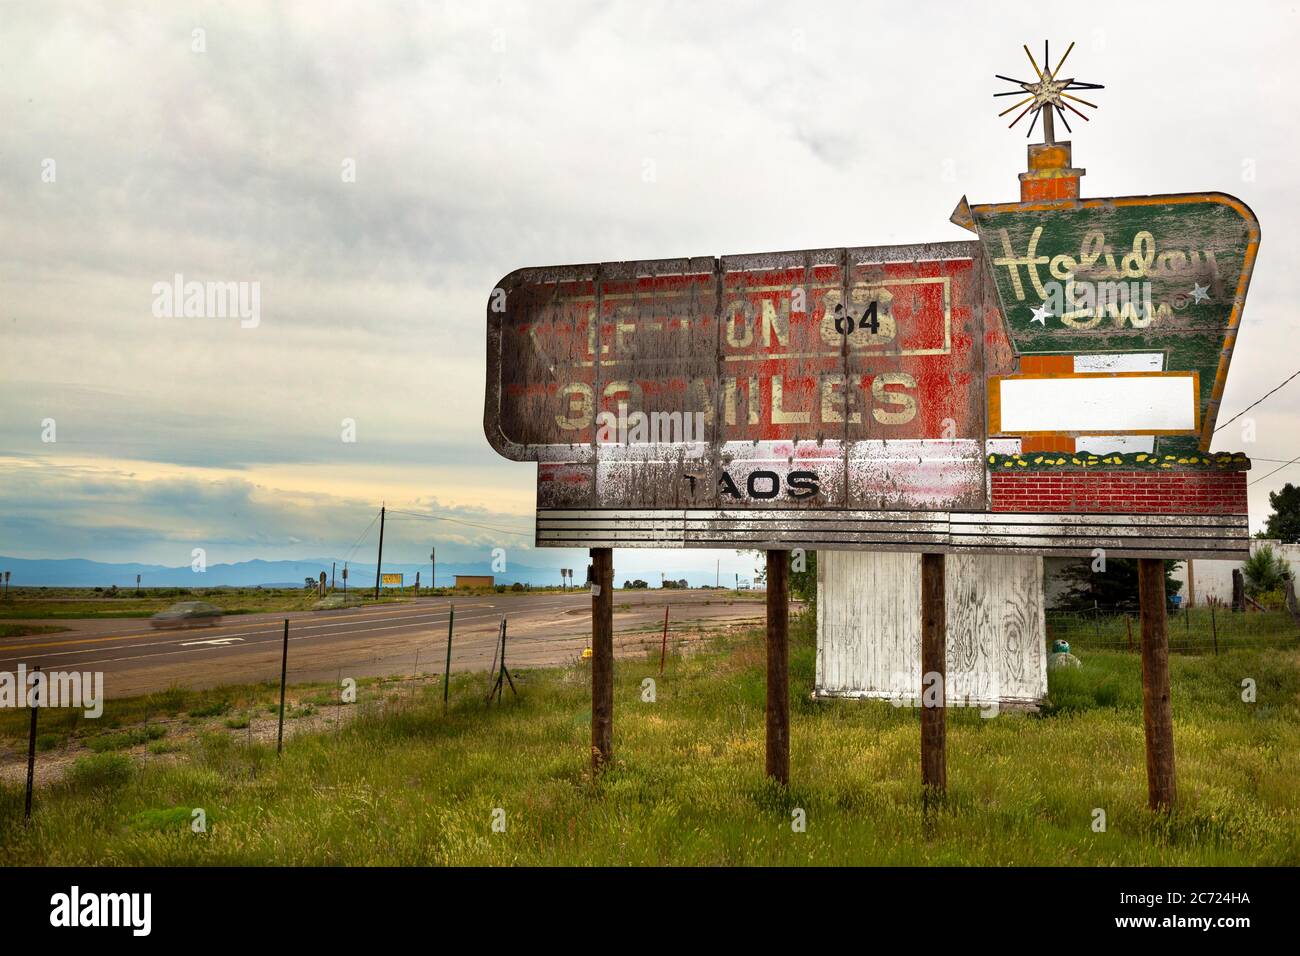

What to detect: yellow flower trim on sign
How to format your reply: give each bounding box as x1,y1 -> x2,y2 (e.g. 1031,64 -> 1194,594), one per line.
984,451 -> 1252,472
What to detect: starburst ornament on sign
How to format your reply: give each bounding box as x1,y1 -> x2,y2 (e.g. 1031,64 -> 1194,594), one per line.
995,41 -> 1103,142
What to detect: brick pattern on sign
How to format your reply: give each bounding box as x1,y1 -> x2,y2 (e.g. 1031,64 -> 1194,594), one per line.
990,470 -> 1248,515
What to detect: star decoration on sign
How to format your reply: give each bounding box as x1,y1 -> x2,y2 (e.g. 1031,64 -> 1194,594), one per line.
1030,304 -> 1052,326
1189,283 -> 1211,304
995,41 -> 1104,140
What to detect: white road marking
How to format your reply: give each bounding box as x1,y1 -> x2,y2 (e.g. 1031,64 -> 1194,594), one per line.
178,637 -> 246,647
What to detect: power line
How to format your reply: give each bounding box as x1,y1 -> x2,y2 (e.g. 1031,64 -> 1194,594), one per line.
386,508 -> 533,539
1248,453 -> 1300,487
1215,367 -> 1300,433
342,509 -> 381,562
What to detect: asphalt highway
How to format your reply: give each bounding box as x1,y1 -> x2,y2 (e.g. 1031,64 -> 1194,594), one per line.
0,590 -> 770,698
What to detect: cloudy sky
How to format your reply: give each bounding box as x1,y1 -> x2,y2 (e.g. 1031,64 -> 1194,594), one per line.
2,1 -> 1298,579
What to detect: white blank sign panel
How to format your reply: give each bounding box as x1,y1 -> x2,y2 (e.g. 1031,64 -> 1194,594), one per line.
995,373 -> 1197,434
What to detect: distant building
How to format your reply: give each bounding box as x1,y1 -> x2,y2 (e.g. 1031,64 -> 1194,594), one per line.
454,574 -> 494,590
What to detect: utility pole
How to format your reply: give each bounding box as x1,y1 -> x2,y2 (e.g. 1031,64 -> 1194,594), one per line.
331,561 -> 336,591
373,505 -> 386,600
430,545 -> 436,595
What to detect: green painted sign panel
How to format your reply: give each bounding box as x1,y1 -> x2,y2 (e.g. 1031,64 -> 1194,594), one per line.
968,193 -> 1260,454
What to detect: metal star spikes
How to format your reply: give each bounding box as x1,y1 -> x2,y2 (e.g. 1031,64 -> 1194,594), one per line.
995,41 -> 1103,143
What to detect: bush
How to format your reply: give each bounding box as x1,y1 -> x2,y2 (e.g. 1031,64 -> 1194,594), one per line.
1244,545 -> 1292,597
85,725 -> 166,752
188,699 -> 231,718
129,806 -> 196,832
1252,587 -> 1287,611
66,753 -> 133,788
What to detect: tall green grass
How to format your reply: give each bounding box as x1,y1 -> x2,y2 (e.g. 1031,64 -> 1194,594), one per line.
2,614 -> 1297,865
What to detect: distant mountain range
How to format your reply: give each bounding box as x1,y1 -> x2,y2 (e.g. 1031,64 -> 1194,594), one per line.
0,556 -> 565,589
0,555 -> 738,589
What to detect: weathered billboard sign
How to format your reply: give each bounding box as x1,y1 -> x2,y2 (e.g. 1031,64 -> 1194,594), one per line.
485,180 -> 1258,558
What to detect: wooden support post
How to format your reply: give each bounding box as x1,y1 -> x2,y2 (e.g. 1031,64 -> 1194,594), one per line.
765,550 -> 790,786
920,553 -> 946,795
1138,558 -> 1176,810
590,547 -> 614,772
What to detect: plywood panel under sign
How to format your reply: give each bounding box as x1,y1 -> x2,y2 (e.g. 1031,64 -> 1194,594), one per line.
816,550 -> 1047,706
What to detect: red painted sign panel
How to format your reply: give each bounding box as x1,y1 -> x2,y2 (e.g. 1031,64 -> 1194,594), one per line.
485,242 -> 1004,515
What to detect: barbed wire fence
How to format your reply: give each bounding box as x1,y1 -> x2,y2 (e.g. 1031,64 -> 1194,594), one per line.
1046,600 -> 1300,655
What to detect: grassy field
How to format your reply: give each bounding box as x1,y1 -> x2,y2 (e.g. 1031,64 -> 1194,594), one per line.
0,587 -> 416,620
1,612 -> 1297,865
0,623 -> 67,639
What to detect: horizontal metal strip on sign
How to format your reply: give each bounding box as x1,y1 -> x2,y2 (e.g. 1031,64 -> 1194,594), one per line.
537,519 -> 687,531
950,524 -> 1243,540
539,509 -> 689,520
950,534 -> 1249,551
949,543 -> 1248,559
683,509 -> 948,524
535,510 -> 1250,558
949,511 -> 1247,528
683,519 -> 945,534
686,530 -> 948,543
537,530 -> 686,542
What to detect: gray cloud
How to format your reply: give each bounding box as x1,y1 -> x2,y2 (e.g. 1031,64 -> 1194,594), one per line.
1,0 -> 1297,570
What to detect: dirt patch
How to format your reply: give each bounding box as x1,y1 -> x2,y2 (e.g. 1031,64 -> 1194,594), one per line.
0,677 -> 431,788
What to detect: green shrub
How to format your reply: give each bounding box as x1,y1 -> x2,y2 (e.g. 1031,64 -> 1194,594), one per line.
188,699 -> 230,718
129,806 -> 196,832
1244,545 -> 1292,597
84,725 -> 166,752
65,753 -> 133,788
